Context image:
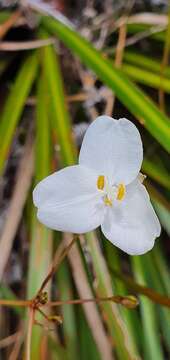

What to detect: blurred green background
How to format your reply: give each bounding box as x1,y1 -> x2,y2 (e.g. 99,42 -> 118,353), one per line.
0,0 -> 170,359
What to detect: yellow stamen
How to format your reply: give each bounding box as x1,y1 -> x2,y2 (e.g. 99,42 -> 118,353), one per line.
97,175 -> 105,190
104,195 -> 112,206
117,183 -> 126,201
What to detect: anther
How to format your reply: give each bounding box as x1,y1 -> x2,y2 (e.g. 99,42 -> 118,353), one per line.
117,184 -> 126,201
97,175 -> 105,190
104,195 -> 112,206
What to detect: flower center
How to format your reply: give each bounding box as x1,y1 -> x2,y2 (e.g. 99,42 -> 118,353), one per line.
97,175 -> 126,206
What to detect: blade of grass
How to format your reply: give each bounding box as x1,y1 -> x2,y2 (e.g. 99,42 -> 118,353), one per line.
121,63 -> 170,92
86,232 -> 139,360
123,51 -> 170,77
152,244 -> 170,295
142,158 -> 170,190
40,32 -> 76,166
138,251 -> 170,351
131,256 -> 164,360
154,201 -> 170,234
103,240 -> 142,353
126,23 -> 165,41
26,68 -> 53,358
77,306 -> 101,360
56,258 -> 78,360
42,17 -> 170,153
0,52 -> 38,175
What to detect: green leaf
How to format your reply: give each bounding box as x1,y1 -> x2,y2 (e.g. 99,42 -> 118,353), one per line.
123,51 -> 170,78
131,256 -> 164,360
142,158 -> 170,190
0,53 -> 38,175
122,63 -> 170,92
27,68 -> 53,358
41,36 -> 76,166
42,17 -> 170,153
87,232 -> 139,360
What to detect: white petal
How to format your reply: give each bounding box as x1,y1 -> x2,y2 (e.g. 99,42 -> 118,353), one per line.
33,165 -> 104,233
101,181 -> 161,255
79,116 -> 143,184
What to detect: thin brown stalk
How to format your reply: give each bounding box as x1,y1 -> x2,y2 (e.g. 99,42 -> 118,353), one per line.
0,134 -> 34,280
127,13 -> 168,26
9,324 -> 24,360
48,295 -> 138,308
0,331 -> 21,349
0,10 -> 21,39
25,308 -> 35,360
36,236 -> 77,296
0,299 -> 32,307
105,23 -> 127,115
110,267 -> 170,308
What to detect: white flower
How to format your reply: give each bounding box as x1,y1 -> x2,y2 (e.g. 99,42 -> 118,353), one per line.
33,116 -> 161,255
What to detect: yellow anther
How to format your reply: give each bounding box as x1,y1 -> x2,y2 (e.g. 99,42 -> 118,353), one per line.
117,183 -> 126,201
104,195 -> 112,206
97,175 -> 105,190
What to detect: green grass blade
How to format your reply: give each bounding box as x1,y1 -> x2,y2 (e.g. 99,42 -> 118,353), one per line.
103,240 -> 142,353
122,63 -> 170,92
41,37 -> 76,166
87,232 -> 139,360
126,23 -> 165,41
56,259 -> 78,359
154,201 -> 170,234
142,159 -> 170,190
139,251 -> 170,351
131,256 -> 164,360
0,53 -> 38,175
42,17 -> 170,153
27,69 -> 53,358
123,51 -> 170,77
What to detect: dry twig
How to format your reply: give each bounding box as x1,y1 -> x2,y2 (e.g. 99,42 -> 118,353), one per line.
0,135 -> 34,280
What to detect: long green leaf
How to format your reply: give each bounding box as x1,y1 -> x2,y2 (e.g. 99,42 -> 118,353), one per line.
142,158 -> 170,190
122,63 -> 170,92
42,17 -> 170,153
131,256 -> 164,360
87,232 -> 139,360
27,68 -> 53,358
123,51 -> 170,77
0,53 -> 38,174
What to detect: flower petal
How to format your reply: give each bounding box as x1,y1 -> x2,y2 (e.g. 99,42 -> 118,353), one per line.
79,116 -> 143,184
101,181 -> 161,255
33,165 -> 104,233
